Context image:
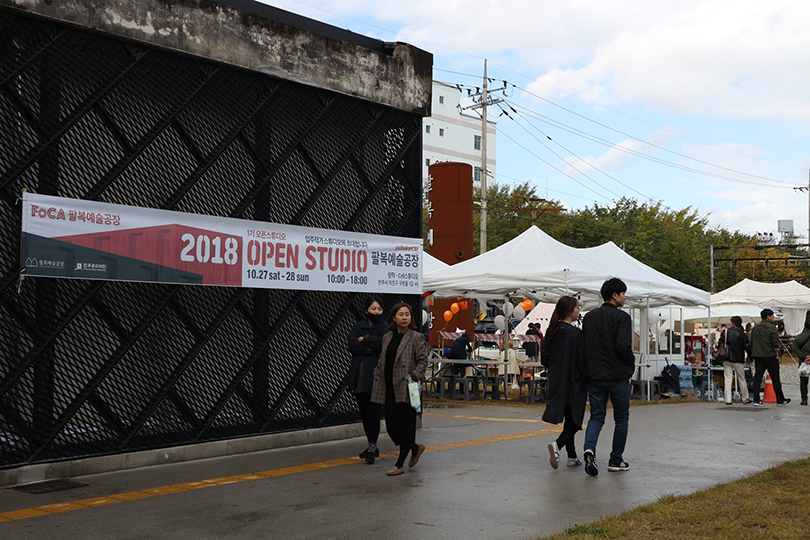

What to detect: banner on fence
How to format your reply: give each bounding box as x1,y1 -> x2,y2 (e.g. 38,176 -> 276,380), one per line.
20,193 -> 422,294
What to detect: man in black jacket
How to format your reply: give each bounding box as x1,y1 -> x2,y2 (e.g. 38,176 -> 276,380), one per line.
582,278 -> 635,476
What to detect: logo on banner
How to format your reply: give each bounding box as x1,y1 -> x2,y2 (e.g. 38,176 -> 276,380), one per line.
25,257 -> 38,268
75,262 -> 107,272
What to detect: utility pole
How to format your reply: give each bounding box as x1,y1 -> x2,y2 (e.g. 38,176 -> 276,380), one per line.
462,59 -> 507,254
509,196 -> 565,227
792,170 -> 810,255
480,59 -> 488,254
710,244 -> 716,293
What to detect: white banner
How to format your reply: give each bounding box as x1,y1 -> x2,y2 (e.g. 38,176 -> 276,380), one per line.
20,193 -> 422,294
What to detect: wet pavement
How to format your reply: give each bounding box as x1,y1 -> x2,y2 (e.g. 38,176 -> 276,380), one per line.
2,389 -> 809,539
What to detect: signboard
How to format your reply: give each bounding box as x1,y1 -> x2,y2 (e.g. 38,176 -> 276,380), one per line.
20,193 -> 422,294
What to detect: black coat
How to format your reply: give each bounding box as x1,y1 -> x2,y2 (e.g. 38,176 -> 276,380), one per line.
582,303 -> 635,382
347,318 -> 389,394
541,322 -> 587,426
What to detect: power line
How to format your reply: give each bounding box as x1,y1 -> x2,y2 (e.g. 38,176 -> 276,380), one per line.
495,127 -> 613,203
510,85 -> 798,186
506,101 -> 795,190
501,104 -> 657,202
496,106 -> 623,199
488,171 -> 601,202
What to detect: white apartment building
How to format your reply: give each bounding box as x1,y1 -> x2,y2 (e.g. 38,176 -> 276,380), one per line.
423,81 -> 496,189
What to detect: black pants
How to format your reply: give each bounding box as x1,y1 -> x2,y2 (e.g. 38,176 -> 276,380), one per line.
801,377 -> 808,400
752,357 -> 786,404
353,392 -> 380,445
555,403 -> 579,459
385,402 -> 419,468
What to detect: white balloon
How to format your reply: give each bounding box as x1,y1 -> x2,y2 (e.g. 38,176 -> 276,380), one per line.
503,302 -> 514,316
494,315 -> 506,330
421,310 -> 430,326
648,309 -> 663,327
513,306 -> 526,320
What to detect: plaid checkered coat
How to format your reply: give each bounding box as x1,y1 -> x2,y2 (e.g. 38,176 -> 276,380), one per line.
370,329 -> 428,405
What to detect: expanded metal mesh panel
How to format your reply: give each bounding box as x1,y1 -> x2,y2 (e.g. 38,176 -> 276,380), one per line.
0,11 -> 423,468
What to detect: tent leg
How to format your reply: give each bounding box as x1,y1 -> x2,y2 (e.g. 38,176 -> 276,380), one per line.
707,304 -> 713,402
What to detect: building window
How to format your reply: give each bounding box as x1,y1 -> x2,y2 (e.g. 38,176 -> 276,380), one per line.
474,135 -> 481,150
439,128 -> 445,137
425,124 -> 431,134
474,167 -> 482,182
439,95 -> 444,104
425,158 -> 430,167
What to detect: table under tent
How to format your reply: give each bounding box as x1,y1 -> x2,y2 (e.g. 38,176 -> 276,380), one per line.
423,226 -> 711,401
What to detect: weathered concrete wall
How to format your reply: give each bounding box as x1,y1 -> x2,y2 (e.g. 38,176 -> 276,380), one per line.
0,0 -> 432,116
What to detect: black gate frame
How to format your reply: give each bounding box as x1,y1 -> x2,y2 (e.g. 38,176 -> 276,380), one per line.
0,10 -> 424,468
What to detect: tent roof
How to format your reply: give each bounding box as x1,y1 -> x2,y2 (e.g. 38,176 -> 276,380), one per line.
714,279 -> 810,309
423,226 -> 710,308
423,252 -> 449,274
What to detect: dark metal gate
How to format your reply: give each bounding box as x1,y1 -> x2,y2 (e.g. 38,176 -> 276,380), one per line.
0,11 -> 423,468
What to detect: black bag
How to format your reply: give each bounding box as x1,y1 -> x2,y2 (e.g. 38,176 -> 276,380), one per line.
661,360 -> 681,395
715,329 -> 729,363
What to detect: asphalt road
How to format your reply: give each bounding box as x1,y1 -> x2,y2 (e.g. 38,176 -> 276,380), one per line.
2,388 -> 808,539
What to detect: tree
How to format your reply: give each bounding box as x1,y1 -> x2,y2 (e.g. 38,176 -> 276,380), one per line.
424,183 -> 809,291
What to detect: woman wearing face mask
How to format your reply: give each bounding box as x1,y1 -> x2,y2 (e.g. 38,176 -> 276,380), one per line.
371,302 -> 429,476
347,296 -> 388,464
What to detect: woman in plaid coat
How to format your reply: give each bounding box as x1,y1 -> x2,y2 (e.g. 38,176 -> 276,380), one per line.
371,302 -> 429,476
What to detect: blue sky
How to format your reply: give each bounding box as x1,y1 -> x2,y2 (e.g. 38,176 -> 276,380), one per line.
265,0 -> 810,239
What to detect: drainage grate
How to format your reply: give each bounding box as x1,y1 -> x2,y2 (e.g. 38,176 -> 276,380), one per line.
717,406 -> 765,412
10,479 -> 88,495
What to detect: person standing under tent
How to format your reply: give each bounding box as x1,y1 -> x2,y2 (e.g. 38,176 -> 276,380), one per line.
542,296 -> 587,469
790,320 -> 810,406
347,296 -> 388,464
750,309 -> 790,407
719,316 -> 751,405
582,278 -> 635,476
524,323 -> 541,363
371,302 -> 428,476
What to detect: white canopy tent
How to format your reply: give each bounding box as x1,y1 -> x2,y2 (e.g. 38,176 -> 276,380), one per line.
682,298 -> 783,326
423,226 -> 710,308
714,279 -> 810,335
423,251 -> 449,275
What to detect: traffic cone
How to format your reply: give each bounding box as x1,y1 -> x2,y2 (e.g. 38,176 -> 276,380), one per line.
763,374 -> 777,404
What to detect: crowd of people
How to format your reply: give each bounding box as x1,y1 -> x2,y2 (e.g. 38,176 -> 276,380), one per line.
346,278 -> 809,478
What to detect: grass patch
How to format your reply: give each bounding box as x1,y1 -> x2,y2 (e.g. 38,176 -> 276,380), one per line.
540,457 -> 810,540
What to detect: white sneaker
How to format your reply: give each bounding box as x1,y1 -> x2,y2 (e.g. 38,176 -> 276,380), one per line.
567,458 -> 582,467
547,442 -> 560,470
752,402 -> 764,407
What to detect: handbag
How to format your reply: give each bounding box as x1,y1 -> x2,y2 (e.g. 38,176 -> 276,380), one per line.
715,329 -> 729,363
406,374 -> 421,413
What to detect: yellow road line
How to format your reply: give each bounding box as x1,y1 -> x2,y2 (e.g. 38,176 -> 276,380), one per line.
423,412 -> 556,425
0,427 -> 560,523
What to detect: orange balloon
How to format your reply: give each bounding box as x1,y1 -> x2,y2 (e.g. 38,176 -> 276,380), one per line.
443,310 -> 453,322
450,303 -> 460,314
524,300 -> 534,310
427,298 -> 434,306
459,301 -> 468,310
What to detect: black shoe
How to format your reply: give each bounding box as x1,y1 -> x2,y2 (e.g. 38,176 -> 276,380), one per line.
584,449 -> 598,476
359,448 -> 379,464
777,398 -> 792,407
608,460 -> 630,472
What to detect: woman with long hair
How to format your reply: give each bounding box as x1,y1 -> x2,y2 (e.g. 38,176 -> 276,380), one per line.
347,296 -> 388,463
719,315 -> 751,405
542,296 -> 587,469
371,302 -> 429,476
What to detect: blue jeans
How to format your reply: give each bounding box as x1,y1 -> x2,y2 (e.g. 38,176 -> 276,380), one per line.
584,380 -> 630,463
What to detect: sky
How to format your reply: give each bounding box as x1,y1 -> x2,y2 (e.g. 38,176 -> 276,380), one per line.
265,0 -> 810,240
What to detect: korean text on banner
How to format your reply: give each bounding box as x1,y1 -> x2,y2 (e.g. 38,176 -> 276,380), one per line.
20,193 -> 422,294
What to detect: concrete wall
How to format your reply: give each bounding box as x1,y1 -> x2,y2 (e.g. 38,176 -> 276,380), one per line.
0,0 -> 432,115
